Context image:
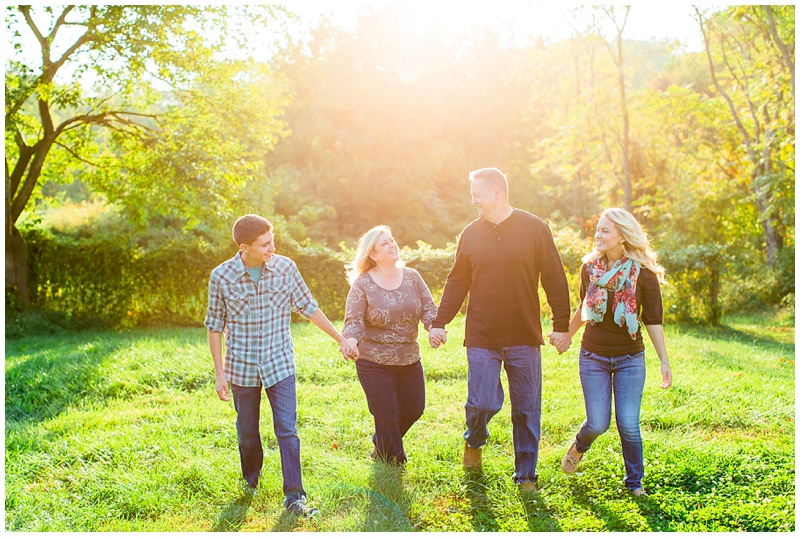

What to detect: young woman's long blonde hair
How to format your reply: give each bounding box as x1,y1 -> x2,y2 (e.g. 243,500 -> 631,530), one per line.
583,208 -> 666,283
345,225 -> 404,285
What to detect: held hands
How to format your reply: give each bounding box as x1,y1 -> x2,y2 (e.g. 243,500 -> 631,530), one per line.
429,328 -> 447,348
339,338 -> 360,361
548,331 -> 571,354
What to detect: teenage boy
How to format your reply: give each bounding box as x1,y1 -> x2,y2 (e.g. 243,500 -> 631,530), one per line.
205,214 -> 356,517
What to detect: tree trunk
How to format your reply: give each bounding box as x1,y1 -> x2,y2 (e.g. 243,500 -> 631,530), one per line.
752,179 -> 784,267
6,133 -> 55,307
5,222 -> 30,307
695,7 -> 788,269
708,261 -> 721,325
616,33 -> 632,212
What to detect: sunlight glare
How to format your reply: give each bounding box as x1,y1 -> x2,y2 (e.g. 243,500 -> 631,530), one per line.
285,2 -> 704,52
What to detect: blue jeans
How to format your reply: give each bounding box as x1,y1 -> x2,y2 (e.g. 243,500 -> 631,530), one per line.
574,348 -> 646,490
231,376 -> 305,502
356,359 -> 425,464
465,345 -> 541,484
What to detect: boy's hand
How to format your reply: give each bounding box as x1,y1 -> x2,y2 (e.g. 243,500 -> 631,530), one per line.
216,374 -> 230,402
340,338 -> 359,361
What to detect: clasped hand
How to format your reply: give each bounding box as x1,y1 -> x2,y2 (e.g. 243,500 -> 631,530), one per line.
548,331 -> 571,354
429,327 -> 447,348
339,337 -> 359,361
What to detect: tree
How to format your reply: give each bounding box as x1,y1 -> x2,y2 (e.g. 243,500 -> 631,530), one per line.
694,5 -> 795,267
267,7 -> 538,248
529,8 -> 675,230
6,5 -> 289,305
601,5 -> 633,211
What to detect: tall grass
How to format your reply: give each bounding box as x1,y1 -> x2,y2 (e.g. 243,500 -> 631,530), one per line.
5,312 -> 795,531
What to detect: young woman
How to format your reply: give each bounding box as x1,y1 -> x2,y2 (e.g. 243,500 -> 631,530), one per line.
561,208 -> 673,497
341,225 -> 438,464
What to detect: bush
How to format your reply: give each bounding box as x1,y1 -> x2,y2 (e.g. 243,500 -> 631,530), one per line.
400,240 -> 456,300
4,308 -> 103,339
551,224 -> 592,275
279,237 -> 351,321
660,243 -> 727,324
660,241 -> 795,324
18,226 -> 459,328
550,225 -> 593,312
17,221 -> 790,329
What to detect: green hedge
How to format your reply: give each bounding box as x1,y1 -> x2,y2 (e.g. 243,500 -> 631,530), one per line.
17,225 -> 591,328
23,228 -> 226,327
22,223 -> 787,329
21,228 -> 353,327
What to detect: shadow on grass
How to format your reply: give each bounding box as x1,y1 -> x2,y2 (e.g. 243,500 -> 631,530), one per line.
212,490 -> 255,531
362,460 -> 414,531
5,329 -> 211,425
678,323 -> 794,354
5,333 -> 127,423
461,467 -> 563,531
270,510 -> 300,532
566,478 -> 667,531
519,484 -> 562,531
462,467 -> 499,531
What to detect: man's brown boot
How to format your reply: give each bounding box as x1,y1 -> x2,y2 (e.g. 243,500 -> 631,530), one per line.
463,443 -> 482,468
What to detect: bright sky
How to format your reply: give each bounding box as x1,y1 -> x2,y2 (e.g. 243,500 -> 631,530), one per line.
8,3 -> 713,88
283,2 -> 707,52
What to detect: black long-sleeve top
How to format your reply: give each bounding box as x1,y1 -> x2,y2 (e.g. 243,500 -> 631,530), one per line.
432,209 -> 571,347
579,263 -> 663,357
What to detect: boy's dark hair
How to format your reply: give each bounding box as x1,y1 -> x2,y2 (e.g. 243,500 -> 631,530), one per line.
232,214 -> 273,246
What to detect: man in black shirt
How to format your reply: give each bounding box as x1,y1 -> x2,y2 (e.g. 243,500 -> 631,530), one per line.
430,167 -> 571,491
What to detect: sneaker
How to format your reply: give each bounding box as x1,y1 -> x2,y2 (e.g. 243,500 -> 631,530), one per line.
285,496 -> 320,518
631,488 -> 648,498
518,480 -> 537,493
463,443 -> 482,468
561,442 -> 584,474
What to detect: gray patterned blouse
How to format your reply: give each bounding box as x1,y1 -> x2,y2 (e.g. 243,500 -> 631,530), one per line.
342,267 -> 438,365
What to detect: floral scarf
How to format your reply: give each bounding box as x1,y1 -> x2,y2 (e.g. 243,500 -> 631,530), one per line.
581,257 -> 641,339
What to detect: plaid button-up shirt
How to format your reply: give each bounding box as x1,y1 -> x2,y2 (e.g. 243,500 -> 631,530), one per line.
204,253 -> 319,388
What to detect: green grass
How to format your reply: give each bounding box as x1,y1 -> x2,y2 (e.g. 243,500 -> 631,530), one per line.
5,312 -> 795,531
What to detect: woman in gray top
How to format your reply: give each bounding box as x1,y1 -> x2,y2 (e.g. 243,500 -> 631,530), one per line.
342,225 -> 438,464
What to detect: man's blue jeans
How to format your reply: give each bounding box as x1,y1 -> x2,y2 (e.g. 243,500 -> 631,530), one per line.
231,375 -> 305,502
465,345 -> 541,484
574,348 -> 646,490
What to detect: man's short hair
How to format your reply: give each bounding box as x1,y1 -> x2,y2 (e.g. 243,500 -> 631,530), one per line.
232,214 -> 273,246
469,167 -> 509,196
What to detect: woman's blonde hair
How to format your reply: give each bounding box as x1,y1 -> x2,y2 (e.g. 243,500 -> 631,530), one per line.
583,208 -> 666,283
346,225 -> 404,285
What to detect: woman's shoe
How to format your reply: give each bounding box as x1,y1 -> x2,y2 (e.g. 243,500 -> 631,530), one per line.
561,442 -> 584,474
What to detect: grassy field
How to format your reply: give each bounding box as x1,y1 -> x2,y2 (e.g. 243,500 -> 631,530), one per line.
5,311 -> 795,531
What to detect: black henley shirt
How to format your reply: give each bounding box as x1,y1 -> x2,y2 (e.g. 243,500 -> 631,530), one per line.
432,209 -> 571,347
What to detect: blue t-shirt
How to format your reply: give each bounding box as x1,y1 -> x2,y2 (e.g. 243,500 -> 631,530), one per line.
246,265 -> 263,286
